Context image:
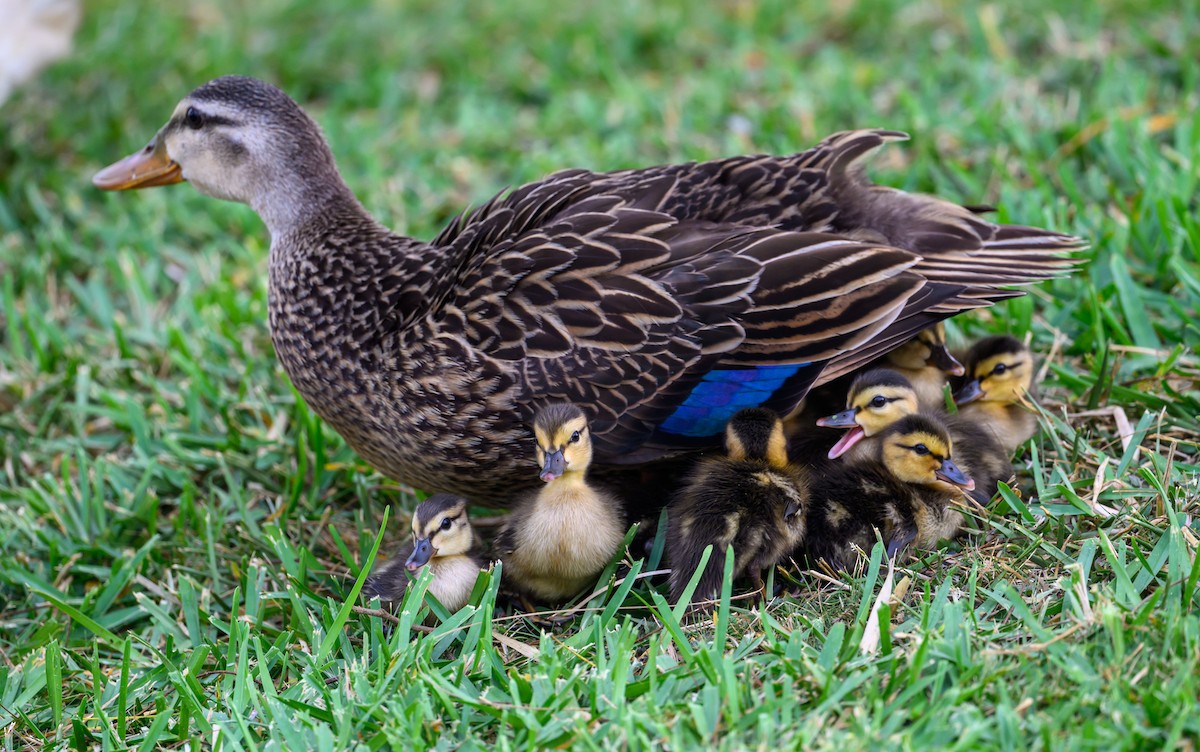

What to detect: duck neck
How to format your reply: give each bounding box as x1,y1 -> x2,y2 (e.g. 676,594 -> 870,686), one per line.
254,172 -> 366,242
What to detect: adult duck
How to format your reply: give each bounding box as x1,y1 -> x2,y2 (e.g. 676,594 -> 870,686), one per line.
93,75 -> 1083,507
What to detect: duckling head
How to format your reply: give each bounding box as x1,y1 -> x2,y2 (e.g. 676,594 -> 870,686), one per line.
879,415 -> 975,492
884,324 -> 965,376
818,369 -> 919,459
724,408 -> 789,469
93,75 -> 350,236
532,402 -> 592,483
405,493 -> 474,570
954,335 -> 1033,406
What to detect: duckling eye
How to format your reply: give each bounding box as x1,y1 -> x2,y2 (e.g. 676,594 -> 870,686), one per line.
185,106 -> 204,130
992,363 -> 1008,375
440,516 -> 453,531
869,395 -> 887,409
570,430 -> 581,444
913,444 -> 930,456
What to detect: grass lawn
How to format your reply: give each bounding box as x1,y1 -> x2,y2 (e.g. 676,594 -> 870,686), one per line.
2,0 -> 1199,748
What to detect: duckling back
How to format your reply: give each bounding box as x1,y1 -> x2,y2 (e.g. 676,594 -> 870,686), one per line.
805,414 -> 975,568
667,408 -> 807,603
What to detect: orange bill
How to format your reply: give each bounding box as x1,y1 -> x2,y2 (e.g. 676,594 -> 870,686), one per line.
92,138 -> 183,190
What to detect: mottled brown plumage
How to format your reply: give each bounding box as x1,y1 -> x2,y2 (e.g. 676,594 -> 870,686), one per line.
94,76 -> 1084,509
666,408 -> 807,604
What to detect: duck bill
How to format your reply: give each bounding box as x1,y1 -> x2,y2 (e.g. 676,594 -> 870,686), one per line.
928,344 -> 965,376
405,538 -> 435,570
936,460 -> 975,491
540,450 -> 566,482
816,408 -> 858,429
827,425 -> 865,459
92,136 -> 184,191
953,379 -> 985,406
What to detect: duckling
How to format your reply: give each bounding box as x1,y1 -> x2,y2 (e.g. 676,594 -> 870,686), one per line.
667,408 -> 808,604
880,324 -> 965,409
495,403 -> 626,604
954,335 -> 1038,454
816,369 -> 920,463
805,414 -> 976,570
817,367 -> 1011,504
363,493 -> 489,613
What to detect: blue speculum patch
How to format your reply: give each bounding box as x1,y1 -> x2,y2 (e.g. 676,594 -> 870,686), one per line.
658,363 -> 806,437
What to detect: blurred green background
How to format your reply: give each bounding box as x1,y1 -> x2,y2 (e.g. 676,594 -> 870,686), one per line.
1,0 -> 1198,748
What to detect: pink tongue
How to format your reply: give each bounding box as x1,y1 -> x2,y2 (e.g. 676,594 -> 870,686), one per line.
828,426 -> 865,459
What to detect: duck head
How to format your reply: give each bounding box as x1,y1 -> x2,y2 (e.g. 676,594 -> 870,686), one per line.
879,414 -> 975,493
532,402 -> 593,483
92,75 -> 353,236
818,368 -> 919,459
954,335 -> 1033,406
405,493 -> 474,570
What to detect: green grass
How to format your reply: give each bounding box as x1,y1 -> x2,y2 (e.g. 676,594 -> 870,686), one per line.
2,0 -> 1199,748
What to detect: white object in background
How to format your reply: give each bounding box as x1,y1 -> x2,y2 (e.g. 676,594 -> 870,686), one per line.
0,0 -> 81,106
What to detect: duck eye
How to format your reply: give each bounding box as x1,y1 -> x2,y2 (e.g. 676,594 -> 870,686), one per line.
440,516 -> 453,531
185,106 -> 204,130
992,363 -> 1008,375
913,444 -> 930,456
869,395 -> 887,409
570,430 -> 581,444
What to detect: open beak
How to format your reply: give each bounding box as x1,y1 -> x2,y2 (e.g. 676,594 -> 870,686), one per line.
928,344 -> 965,376
953,379 -> 985,406
92,134 -> 184,190
405,538 -> 435,570
540,449 -> 566,482
936,459 -> 975,491
827,425 -> 865,459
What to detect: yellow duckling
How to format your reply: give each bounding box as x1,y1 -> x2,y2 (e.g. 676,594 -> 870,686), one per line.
954,335 -> 1038,454
816,369 -> 920,463
495,403 -> 626,604
881,324 -> 965,409
364,493 -> 489,613
805,414 -> 976,570
667,408 -> 808,604
817,367 -> 1011,504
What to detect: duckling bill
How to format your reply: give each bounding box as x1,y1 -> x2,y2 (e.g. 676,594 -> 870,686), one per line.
363,493 -> 489,614
667,408 -> 808,604
496,403 -> 627,604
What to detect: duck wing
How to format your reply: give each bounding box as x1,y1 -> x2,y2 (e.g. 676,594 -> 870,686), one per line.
425,131 -> 1081,461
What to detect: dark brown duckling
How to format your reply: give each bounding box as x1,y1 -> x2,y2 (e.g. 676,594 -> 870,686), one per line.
495,403 -> 627,604
364,493 -> 489,613
805,414 -> 976,570
667,408 -> 808,604
954,335 -> 1039,454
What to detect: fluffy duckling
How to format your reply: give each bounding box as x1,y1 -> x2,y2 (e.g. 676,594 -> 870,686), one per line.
816,369 -> 920,463
495,403 -> 626,604
817,367 -> 1011,504
667,408 -> 808,604
805,414 -> 976,570
954,335 -> 1039,454
880,324 -> 965,409
363,493 -> 489,613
